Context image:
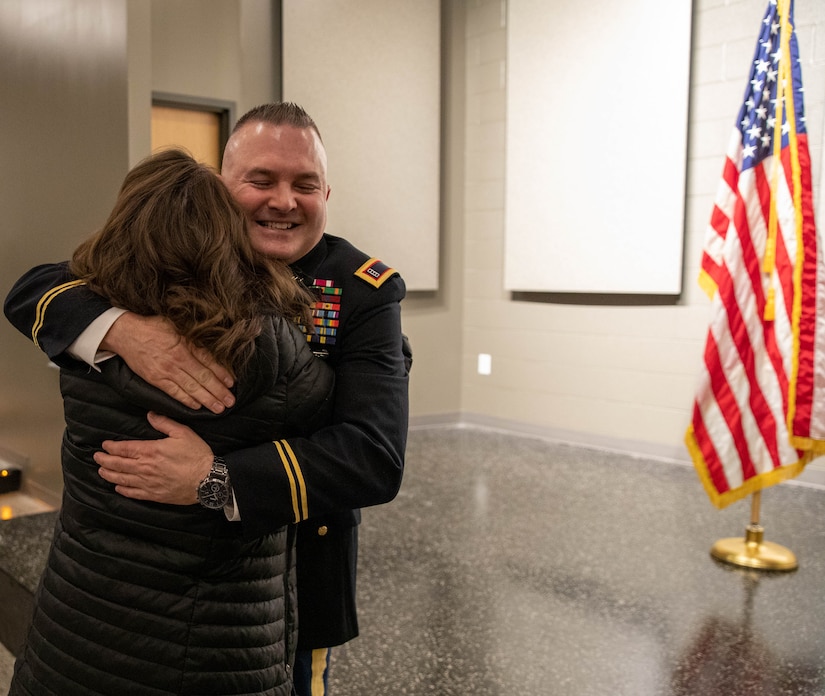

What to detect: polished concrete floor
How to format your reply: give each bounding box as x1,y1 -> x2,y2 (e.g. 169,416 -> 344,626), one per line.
2,426 -> 825,695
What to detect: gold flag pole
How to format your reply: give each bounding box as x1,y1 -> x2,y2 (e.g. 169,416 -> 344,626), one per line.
710,491 -> 798,571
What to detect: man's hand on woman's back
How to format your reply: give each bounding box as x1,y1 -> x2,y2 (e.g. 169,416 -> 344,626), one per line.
102,312 -> 236,413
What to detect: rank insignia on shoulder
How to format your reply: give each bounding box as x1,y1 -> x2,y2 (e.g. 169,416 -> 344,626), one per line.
354,258 -> 396,288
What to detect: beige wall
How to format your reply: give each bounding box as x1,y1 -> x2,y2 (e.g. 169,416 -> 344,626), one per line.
407,0 -> 825,484
149,0 -> 277,119
0,0 -> 279,502
402,0 -> 466,418
130,0 -> 279,167
0,0 -> 131,502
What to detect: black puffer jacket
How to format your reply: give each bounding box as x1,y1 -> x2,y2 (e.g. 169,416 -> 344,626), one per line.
10,316 -> 333,696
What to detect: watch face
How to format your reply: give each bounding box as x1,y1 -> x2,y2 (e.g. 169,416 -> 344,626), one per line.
199,479 -> 229,509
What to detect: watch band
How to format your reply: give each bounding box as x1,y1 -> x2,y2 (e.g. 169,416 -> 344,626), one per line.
210,457 -> 229,480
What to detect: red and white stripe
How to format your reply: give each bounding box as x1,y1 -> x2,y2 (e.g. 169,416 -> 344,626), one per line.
686,128 -> 824,508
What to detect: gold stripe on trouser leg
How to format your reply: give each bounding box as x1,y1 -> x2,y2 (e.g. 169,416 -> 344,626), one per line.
310,648 -> 329,696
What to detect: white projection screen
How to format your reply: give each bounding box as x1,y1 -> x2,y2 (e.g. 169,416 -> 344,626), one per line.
504,0 -> 693,294
282,0 -> 441,291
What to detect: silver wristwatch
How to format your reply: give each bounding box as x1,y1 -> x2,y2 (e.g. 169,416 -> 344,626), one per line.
197,457 -> 231,510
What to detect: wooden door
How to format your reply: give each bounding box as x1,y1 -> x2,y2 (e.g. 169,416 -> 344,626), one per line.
151,105 -> 222,170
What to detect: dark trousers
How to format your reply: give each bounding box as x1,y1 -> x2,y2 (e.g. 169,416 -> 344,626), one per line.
293,648 -> 331,696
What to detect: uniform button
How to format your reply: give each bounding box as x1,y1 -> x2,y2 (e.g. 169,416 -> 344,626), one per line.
317,525 -> 328,536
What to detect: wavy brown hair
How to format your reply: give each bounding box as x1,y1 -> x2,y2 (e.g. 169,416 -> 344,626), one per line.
70,148 -> 314,376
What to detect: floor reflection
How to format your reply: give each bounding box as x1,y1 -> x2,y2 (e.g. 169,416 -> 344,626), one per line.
328,428 -> 825,695
671,565 -> 823,696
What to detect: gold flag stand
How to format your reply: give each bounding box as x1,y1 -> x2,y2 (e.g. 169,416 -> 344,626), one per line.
710,491 -> 798,571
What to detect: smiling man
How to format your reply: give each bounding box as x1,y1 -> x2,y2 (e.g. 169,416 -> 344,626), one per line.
224,115 -> 330,264
4,102 -> 411,696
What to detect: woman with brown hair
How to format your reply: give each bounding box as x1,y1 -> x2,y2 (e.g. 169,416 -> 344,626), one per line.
8,149 -> 333,696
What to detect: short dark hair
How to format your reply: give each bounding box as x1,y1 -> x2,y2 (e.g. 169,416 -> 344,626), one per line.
232,102 -> 323,142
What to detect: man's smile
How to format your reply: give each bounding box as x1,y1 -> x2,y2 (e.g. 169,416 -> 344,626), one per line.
257,221 -> 297,230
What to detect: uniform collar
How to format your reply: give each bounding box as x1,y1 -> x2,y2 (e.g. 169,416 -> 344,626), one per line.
290,235 -> 328,284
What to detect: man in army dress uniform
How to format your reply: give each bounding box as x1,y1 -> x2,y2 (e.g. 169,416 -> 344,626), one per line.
3,102 -> 410,696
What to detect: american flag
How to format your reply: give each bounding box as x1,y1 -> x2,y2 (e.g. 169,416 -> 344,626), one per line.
685,0 -> 825,509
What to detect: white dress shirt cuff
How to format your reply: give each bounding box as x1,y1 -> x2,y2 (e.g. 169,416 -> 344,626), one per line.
224,487 -> 242,521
